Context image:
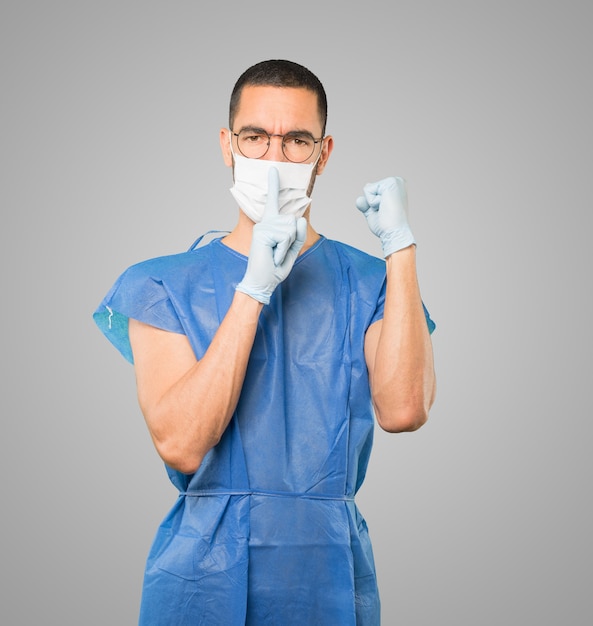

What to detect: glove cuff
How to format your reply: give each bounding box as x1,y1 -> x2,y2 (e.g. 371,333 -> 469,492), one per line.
382,229 -> 416,258
235,283 -> 270,305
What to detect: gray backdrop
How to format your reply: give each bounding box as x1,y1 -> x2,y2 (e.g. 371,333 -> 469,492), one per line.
2,1 -> 591,624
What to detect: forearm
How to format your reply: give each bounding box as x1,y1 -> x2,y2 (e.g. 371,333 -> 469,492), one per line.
137,291 -> 263,473
371,246 -> 436,431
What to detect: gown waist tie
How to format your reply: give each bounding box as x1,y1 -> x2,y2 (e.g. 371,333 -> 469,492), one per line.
180,489 -> 354,501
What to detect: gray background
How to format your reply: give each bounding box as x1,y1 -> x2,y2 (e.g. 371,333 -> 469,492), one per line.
2,1 -> 591,624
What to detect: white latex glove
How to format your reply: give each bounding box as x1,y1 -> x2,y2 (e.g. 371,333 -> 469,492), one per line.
236,167 -> 307,304
355,176 -> 416,257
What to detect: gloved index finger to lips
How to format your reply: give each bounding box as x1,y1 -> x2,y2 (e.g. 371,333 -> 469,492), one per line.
263,166 -> 280,219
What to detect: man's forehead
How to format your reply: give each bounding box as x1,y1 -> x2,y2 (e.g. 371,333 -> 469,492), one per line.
234,85 -> 321,126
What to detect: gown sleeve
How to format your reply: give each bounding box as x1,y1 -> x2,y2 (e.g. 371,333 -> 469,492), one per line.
93,261 -> 185,364
423,302 -> 436,334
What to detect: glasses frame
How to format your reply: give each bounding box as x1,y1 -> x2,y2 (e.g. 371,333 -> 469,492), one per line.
232,128 -> 325,163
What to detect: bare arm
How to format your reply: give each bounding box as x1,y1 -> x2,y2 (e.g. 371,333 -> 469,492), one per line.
364,246 -> 436,432
129,291 -> 263,474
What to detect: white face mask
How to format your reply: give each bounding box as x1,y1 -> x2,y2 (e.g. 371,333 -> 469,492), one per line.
229,149 -> 320,223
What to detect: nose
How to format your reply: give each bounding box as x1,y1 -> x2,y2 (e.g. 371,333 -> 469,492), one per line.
263,134 -> 288,162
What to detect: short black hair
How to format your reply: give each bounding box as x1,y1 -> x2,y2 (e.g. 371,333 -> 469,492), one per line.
229,59 -> 327,135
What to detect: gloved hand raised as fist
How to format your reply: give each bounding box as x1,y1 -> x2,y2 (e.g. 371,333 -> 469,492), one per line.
236,167 -> 307,305
355,176 -> 416,258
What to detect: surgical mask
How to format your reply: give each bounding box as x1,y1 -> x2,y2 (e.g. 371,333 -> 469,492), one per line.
229,150 -> 319,223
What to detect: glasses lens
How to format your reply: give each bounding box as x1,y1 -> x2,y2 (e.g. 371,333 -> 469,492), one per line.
235,130 -> 319,162
282,132 -> 316,163
236,130 -> 270,159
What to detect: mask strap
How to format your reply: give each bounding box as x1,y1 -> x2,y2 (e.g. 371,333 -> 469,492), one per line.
188,230 -> 230,252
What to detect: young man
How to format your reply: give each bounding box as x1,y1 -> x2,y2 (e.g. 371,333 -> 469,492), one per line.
94,59 -> 436,625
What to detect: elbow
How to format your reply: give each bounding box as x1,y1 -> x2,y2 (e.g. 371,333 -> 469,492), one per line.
376,404 -> 429,433
160,450 -> 202,475
143,400 -> 227,475
373,385 -> 435,433
151,429 -> 222,476
373,372 -> 436,433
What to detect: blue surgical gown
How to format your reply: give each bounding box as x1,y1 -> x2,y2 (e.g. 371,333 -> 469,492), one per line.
94,235 -> 435,625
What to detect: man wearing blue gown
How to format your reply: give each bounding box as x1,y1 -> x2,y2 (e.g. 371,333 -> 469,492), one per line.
94,59 -> 436,625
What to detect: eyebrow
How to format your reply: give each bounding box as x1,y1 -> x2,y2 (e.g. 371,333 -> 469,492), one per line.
236,125 -> 267,134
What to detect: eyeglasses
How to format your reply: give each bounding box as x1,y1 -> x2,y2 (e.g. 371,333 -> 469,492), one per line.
232,128 -> 324,163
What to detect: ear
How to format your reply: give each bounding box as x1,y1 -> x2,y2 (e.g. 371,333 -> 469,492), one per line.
315,135 -> 334,175
220,128 -> 233,167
